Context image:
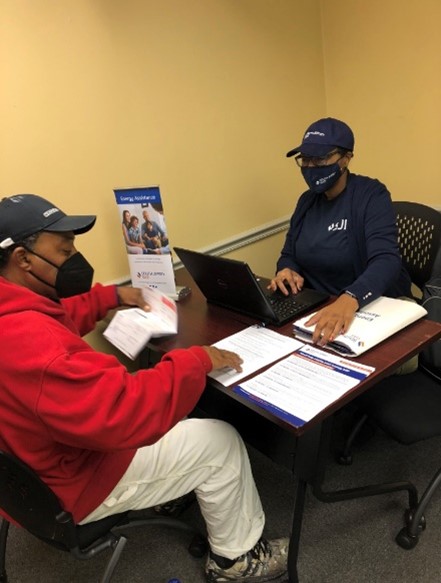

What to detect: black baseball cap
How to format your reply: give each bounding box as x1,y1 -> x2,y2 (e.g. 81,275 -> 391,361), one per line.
286,117 -> 355,158
0,194 -> 96,249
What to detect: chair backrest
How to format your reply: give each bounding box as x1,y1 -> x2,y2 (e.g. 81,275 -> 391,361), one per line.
393,201 -> 441,291
420,245 -> 441,376
0,450 -> 77,548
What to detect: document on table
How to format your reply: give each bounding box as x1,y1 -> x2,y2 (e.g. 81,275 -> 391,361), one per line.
234,345 -> 375,427
208,325 -> 304,387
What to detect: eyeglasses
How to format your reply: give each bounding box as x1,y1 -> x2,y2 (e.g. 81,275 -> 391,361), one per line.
294,149 -> 343,168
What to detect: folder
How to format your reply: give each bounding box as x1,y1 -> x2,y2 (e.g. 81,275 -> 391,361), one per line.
293,296 -> 427,357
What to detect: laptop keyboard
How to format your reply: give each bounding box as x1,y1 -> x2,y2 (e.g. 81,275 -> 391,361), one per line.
267,294 -> 310,320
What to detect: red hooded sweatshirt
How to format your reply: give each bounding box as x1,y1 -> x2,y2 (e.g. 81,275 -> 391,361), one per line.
0,277 -> 212,522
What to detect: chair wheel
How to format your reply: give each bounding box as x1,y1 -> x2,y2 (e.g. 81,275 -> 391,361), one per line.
396,527 -> 419,550
336,452 -> 353,466
188,534 -> 208,558
404,509 -> 426,532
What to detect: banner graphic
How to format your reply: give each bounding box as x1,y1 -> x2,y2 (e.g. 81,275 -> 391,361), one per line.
113,186 -> 176,294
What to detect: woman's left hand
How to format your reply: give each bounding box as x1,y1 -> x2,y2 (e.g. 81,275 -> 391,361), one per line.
116,286 -> 151,311
304,294 -> 359,346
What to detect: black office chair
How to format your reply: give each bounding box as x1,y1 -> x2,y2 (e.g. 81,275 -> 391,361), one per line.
351,363 -> 441,549
393,201 -> 441,297
0,450 -> 207,582
337,202 -> 441,464
335,203 -> 441,548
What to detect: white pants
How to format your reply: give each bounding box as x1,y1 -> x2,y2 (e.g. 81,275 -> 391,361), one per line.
81,418 -> 265,560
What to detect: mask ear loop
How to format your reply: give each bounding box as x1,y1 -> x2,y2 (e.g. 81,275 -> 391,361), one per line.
20,245 -> 58,290
22,245 -> 60,270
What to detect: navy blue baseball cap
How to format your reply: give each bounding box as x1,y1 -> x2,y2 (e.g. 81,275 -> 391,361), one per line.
286,117 -> 355,158
0,194 -> 96,249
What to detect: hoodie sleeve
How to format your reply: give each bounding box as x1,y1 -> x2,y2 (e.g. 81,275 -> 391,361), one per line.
37,345 -> 213,450
60,284 -> 119,336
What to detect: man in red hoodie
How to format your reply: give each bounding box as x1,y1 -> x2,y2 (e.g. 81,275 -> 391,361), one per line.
0,194 -> 288,583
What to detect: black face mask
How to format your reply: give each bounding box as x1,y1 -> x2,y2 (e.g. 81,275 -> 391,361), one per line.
301,162 -> 344,194
26,249 -> 94,298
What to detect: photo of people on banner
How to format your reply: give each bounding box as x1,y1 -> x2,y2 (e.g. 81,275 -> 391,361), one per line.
121,204 -> 169,255
114,186 -> 176,294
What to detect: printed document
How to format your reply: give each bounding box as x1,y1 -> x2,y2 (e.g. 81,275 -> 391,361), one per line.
104,287 -> 177,360
208,325 -> 304,386
234,345 -> 375,427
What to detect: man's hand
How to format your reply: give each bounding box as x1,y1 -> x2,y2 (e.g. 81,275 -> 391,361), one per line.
268,268 -> 304,295
304,294 -> 359,346
116,286 -> 150,311
202,346 -> 244,372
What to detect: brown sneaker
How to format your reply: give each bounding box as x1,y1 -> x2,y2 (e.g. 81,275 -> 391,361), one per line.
205,537 -> 288,582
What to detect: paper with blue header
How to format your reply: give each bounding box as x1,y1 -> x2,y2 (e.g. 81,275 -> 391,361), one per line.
234,345 -> 374,427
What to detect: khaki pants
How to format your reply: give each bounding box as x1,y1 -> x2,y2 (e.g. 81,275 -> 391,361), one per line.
81,418 -> 265,560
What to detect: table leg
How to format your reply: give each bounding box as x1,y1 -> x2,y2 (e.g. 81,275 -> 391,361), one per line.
287,476 -> 306,583
287,421 -> 325,582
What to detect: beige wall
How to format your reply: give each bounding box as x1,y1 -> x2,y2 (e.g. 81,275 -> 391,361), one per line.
2,1 -> 440,358
321,0 -> 441,205
0,0 -> 325,284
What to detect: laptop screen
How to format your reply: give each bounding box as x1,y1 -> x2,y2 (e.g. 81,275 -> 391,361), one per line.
173,247 -> 329,326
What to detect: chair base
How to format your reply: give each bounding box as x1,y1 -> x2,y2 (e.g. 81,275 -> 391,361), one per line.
335,413 -> 370,466
0,513 -> 207,583
395,468 -> 441,550
396,527 -> 419,550
0,520 -> 9,583
188,534 -> 208,557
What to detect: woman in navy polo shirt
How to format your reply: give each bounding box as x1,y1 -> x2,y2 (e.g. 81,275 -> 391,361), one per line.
269,117 -> 412,348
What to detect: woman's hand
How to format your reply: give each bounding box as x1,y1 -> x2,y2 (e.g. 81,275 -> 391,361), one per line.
116,286 -> 151,311
304,294 -> 359,346
202,346 -> 243,372
268,268 -> 304,295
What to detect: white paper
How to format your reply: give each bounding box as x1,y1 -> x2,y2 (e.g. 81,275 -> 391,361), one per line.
103,287 -> 177,360
208,325 -> 304,386
235,345 -> 375,426
293,296 -> 427,357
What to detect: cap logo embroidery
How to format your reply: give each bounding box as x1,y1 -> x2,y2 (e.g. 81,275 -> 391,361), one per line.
304,131 -> 325,139
43,208 -> 59,218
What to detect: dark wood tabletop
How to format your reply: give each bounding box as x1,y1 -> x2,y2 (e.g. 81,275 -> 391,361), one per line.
147,268 -> 441,437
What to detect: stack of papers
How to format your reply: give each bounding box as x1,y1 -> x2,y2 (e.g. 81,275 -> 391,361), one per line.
104,287 -> 178,360
207,325 -> 375,428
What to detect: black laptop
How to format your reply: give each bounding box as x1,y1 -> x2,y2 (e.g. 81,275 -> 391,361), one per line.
173,247 -> 329,326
